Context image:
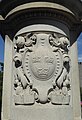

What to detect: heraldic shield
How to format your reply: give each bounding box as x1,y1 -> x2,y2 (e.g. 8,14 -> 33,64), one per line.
13,29 -> 71,105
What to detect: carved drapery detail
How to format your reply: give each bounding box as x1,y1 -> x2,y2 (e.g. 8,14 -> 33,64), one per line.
13,32 -> 71,105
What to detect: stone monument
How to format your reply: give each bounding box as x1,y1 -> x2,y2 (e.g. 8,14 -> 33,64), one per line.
0,0 -> 82,120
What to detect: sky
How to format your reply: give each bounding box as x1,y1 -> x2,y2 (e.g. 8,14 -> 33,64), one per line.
0,35 -> 4,63
77,33 -> 82,62
0,33 -> 82,63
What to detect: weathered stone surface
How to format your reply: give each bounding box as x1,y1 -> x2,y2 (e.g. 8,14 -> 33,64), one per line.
1,1 -> 82,120
7,24 -> 72,120
13,25 -> 71,105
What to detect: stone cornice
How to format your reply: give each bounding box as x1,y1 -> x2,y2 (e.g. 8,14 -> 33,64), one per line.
5,2 -> 74,18
0,1 -> 82,40
0,0 -> 82,20
1,8 -> 79,38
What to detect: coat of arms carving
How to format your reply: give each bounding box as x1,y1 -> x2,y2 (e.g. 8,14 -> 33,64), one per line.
13,31 -> 71,105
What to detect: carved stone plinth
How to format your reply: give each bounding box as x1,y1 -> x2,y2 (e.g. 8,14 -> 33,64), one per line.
13,29 -> 71,105
4,24 -> 72,120
1,1 -> 82,120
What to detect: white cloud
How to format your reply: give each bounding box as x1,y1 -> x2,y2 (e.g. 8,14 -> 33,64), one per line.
78,55 -> 82,62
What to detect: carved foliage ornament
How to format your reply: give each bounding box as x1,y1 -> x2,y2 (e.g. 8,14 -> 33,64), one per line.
13,32 -> 71,105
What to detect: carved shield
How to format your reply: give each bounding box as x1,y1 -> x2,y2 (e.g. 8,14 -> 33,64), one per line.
14,32 -> 70,105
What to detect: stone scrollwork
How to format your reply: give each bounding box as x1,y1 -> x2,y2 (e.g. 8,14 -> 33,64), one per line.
13,31 -> 71,105
48,34 -> 70,105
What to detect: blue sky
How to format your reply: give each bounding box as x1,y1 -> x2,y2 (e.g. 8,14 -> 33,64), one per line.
0,35 -> 4,63
77,33 -> 82,62
0,33 -> 82,63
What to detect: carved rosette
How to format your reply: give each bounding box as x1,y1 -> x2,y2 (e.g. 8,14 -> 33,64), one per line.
13,31 -> 71,105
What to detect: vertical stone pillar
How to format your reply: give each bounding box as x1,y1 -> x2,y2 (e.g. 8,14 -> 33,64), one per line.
70,32 -> 81,120
2,35 -> 13,120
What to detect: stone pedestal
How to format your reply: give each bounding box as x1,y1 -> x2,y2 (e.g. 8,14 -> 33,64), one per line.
0,1 -> 82,120
2,24 -> 81,120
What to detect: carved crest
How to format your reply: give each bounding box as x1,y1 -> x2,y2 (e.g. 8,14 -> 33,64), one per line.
13,32 -> 71,105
